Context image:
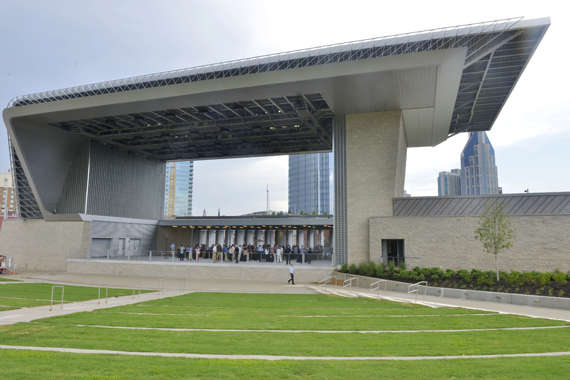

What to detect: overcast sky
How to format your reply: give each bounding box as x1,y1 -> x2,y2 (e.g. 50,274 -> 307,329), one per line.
1,1 -> 568,215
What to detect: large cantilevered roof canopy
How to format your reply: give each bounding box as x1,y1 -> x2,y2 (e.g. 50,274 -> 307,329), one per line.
4,17 -> 549,162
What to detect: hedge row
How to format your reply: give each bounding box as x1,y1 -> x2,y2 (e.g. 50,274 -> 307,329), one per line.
338,262 -> 570,288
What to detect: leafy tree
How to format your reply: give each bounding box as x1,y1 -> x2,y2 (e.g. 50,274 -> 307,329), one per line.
474,200 -> 516,281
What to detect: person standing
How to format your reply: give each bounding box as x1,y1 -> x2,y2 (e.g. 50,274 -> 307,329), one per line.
237,244 -> 243,263
285,245 -> 291,265
212,244 -> 217,263
287,264 -> 295,285
169,243 -> 175,259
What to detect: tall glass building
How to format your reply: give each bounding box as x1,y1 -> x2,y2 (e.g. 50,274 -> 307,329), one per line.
164,161 -> 194,216
437,169 -> 461,196
460,132 -> 499,195
288,153 -> 333,215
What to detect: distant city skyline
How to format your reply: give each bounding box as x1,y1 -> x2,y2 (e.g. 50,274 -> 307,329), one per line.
288,153 -> 332,215
438,169 -> 461,196
461,132 -> 500,196
165,161 -> 194,216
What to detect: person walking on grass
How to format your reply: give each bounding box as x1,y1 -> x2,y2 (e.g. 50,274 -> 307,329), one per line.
288,263 -> 295,285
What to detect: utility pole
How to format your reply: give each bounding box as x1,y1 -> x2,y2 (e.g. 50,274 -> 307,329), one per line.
266,184 -> 270,215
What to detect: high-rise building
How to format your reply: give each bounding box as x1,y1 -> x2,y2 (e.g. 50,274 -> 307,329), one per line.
288,153 -> 332,215
460,132 -> 499,195
438,169 -> 461,196
164,161 -> 194,216
1,169 -> 17,217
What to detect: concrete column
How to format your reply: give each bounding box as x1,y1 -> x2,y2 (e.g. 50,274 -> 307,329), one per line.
346,111 -> 407,264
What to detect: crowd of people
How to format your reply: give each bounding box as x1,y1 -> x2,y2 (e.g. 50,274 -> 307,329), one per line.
167,242 -> 329,264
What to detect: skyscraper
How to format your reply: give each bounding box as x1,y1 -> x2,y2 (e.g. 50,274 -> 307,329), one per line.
164,161 -> 194,216
437,169 -> 461,196
1,169 -> 17,217
288,153 -> 332,215
460,132 -> 499,195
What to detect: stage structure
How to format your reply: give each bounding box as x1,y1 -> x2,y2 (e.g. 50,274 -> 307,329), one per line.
3,17 -> 550,268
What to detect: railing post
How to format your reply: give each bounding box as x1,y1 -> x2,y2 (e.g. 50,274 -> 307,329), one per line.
149,251 -> 152,261
50,285 -> 64,311
98,284 -> 108,304
132,281 -> 141,299
107,249 -> 110,260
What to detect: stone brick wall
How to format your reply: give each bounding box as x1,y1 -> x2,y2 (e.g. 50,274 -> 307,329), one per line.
0,219 -> 91,271
346,111 -> 407,264
369,215 -> 570,272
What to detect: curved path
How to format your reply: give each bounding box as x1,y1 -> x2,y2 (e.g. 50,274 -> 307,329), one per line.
77,324 -> 570,334
1,344 -> 569,361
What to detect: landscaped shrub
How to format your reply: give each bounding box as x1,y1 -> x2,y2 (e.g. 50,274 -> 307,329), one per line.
442,272 -> 453,280
457,269 -> 472,283
552,270 -> 567,285
388,261 -> 395,274
394,268 -> 409,280
409,272 -> 425,282
433,268 -> 445,277
339,263 -> 348,273
499,271 -> 509,282
477,271 -> 495,287
348,263 -> 357,274
471,269 -> 482,280
400,262 -> 406,270
522,272 -> 536,285
375,262 -> 386,277
358,262 -> 374,277
412,266 -> 421,273
536,272 -> 552,287
431,274 -> 439,281
506,271 -> 522,287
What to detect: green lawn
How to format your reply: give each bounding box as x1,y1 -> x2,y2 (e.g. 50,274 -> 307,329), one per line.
0,283 -> 155,310
1,323 -> 569,357
41,292 -> 566,331
0,276 -> 21,282
1,292 -> 569,378
1,350 -> 570,379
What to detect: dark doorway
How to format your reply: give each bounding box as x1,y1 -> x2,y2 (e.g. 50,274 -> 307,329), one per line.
382,239 -> 405,267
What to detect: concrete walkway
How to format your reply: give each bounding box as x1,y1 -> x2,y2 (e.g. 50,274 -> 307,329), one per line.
76,325 -> 570,334
1,344 -> 569,361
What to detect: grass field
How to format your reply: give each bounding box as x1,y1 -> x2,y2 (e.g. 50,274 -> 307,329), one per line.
1,350 -> 570,379
1,292 -> 569,379
0,276 -> 20,282
0,283 -> 154,311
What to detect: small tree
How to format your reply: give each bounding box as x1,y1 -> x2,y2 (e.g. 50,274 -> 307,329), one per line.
474,200 -> 516,281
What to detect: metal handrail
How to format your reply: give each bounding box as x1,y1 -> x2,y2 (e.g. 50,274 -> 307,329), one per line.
132,281 -> 141,299
408,281 -> 428,303
343,276 -> 358,289
370,280 -> 387,299
50,285 -> 64,311
318,276 -> 336,291
98,284 -> 108,305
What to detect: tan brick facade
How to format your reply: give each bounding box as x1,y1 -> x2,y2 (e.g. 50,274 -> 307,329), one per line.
0,219 -> 91,271
370,215 -> 570,272
346,111 -> 407,264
